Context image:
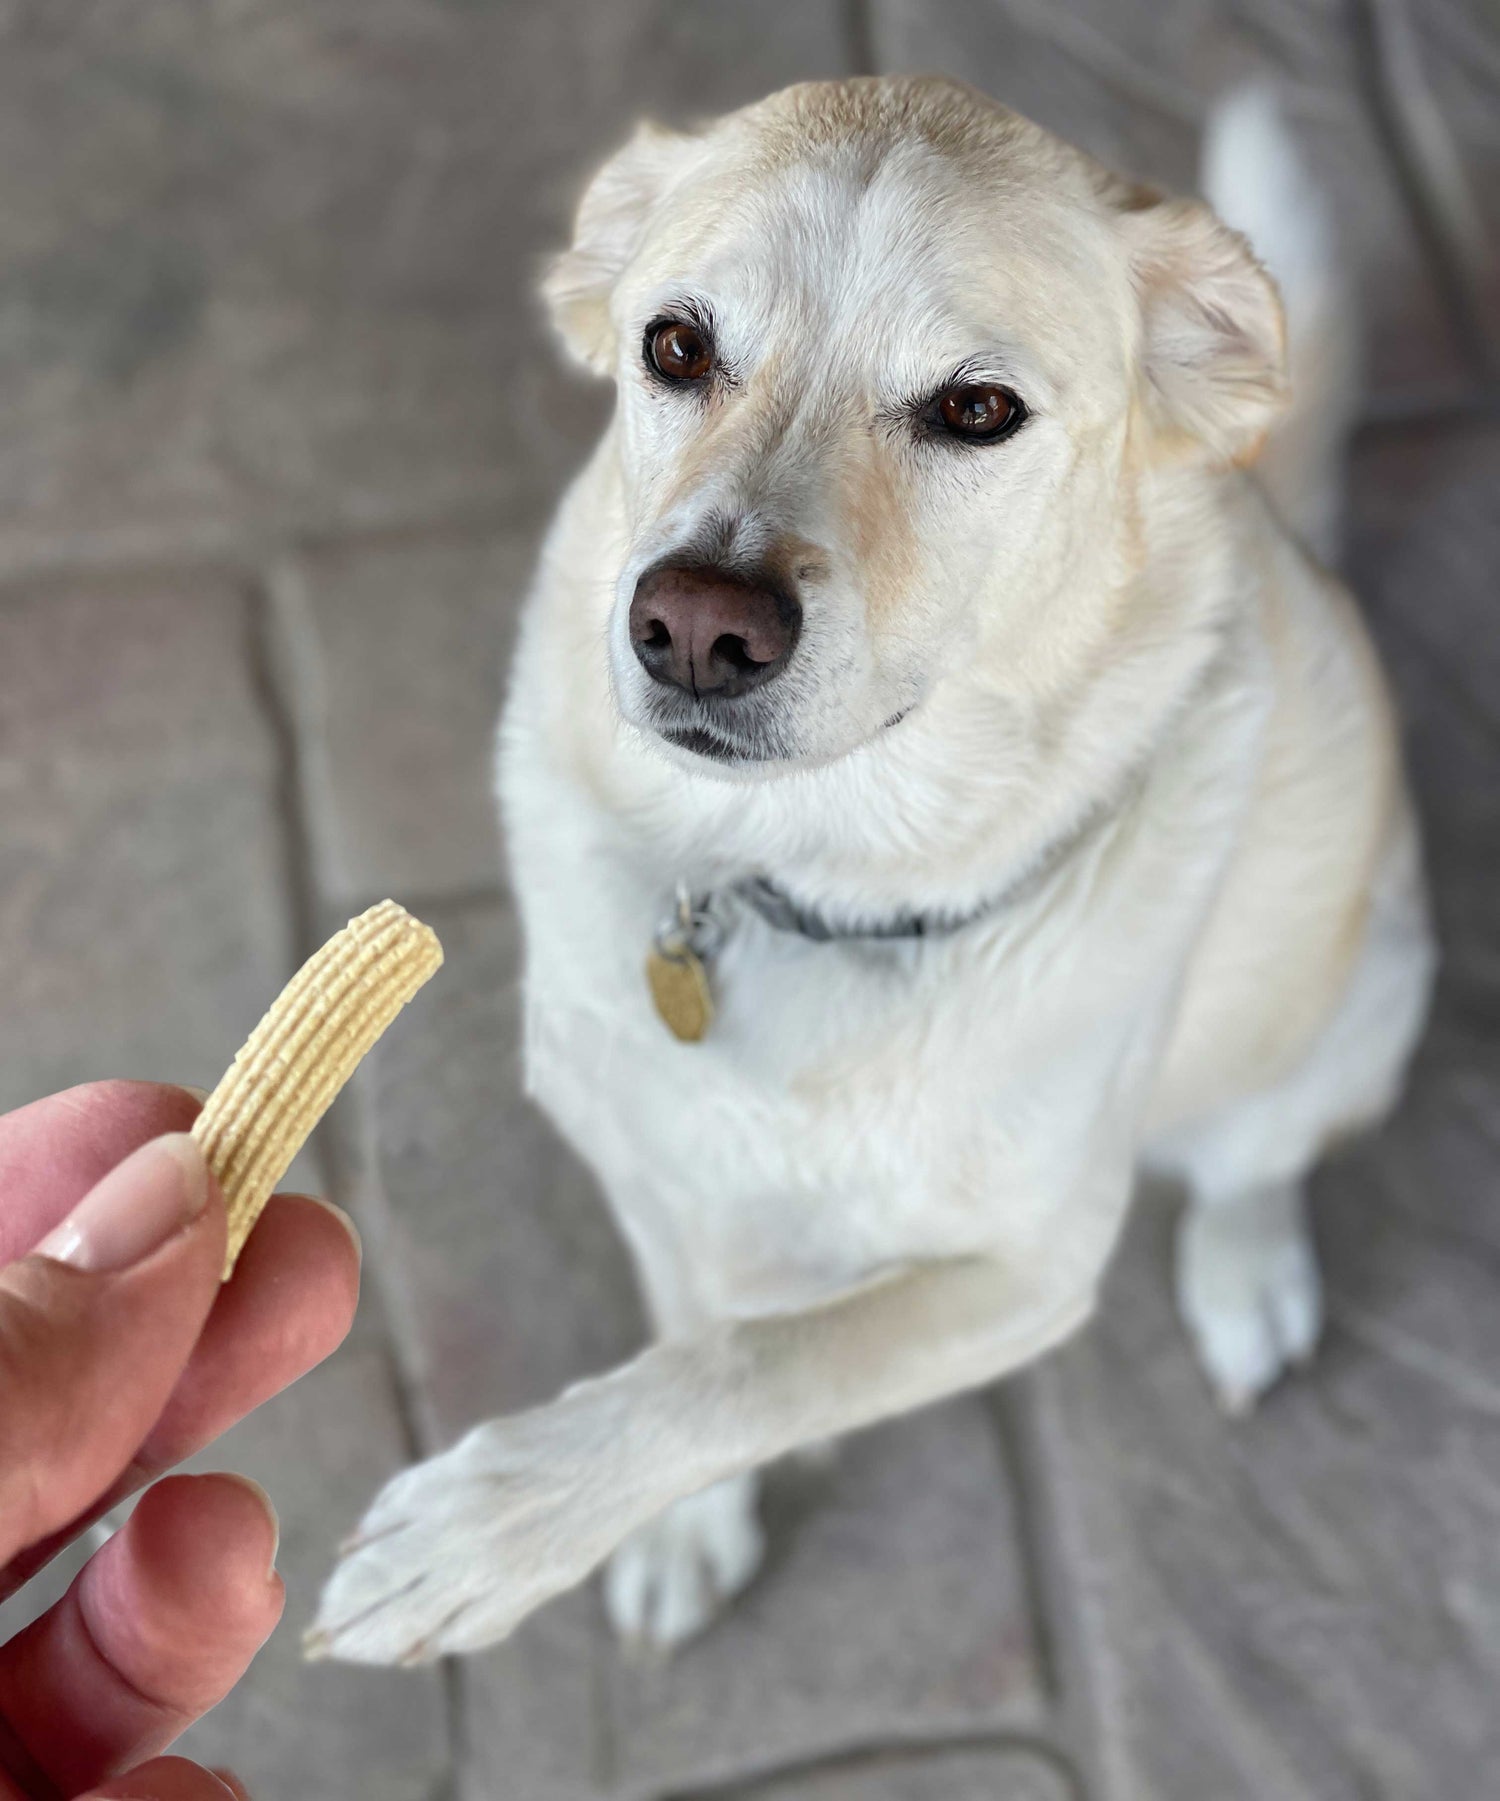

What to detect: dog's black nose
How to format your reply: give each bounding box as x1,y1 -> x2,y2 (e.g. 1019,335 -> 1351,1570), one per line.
629,563 -> 801,699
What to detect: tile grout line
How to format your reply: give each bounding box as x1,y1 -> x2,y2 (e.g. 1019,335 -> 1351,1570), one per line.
1348,0 -> 1497,381
337,880 -> 514,923
986,1371 -> 1125,1801
0,486 -> 542,597
244,567 -> 327,997
248,557 -> 469,1797
654,1726 -> 1088,1801
1354,388 -> 1500,431
981,1385 -> 1062,1707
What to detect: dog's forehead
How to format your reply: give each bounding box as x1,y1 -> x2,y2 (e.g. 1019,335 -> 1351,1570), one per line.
634,124 -> 1128,389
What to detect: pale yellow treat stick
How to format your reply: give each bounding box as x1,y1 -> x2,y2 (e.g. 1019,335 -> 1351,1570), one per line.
192,899 -> 443,1279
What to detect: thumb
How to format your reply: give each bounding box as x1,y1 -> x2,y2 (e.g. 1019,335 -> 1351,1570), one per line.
0,1136 -> 226,1567
77,1756 -> 242,1800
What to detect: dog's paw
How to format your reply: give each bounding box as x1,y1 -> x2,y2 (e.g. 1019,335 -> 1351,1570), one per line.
603,1475 -> 764,1653
307,1400 -> 639,1665
1175,1182 -> 1322,1415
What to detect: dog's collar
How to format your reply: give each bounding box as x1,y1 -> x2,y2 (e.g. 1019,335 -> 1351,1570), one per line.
647,805 -> 1108,1042
646,877 -> 982,1041
728,790 -> 1125,944
733,875 -> 993,942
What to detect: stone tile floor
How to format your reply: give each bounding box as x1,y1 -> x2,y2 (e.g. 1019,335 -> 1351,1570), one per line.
0,3 -> 1495,1797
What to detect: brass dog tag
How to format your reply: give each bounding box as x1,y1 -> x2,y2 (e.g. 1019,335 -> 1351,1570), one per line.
646,945 -> 713,1043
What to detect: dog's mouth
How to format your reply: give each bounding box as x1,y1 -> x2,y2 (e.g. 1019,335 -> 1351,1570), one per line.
639,685 -> 789,765
661,724 -> 762,763
655,705 -> 914,768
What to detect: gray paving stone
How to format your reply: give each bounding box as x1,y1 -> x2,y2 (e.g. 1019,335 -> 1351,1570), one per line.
360,896 -> 642,1801
1016,422 -> 1500,1801
292,529 -> 527,908
601,1402 -> 1050,1797
360,897 -> 644,1428
868,0 -> 1469,391
0,573 -> 290,1105
1349,428 -> 1500,724
702,1742 -> 1076,1799
364,897 -> 1053,1799
0,570 -> 447,1795
0,0 -> 850,570
1348,428 -> 1500,1001
1041,1069 -> 1500,1801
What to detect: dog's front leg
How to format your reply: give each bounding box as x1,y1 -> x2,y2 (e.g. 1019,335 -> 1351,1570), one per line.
309,1257 -> 1092,1664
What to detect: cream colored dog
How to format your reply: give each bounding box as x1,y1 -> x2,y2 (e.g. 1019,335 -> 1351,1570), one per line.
312,76 -> 1433,1664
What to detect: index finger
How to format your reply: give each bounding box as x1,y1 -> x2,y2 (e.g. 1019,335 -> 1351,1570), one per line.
0,1138 -> 228,1566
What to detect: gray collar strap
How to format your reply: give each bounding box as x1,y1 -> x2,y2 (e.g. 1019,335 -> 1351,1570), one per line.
722,791 -> 1122,948
668,750 -> 1144,957
733,875 -> 993,942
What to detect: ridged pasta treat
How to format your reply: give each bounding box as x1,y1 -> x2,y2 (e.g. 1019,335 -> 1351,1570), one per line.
192,900 -> 443,1278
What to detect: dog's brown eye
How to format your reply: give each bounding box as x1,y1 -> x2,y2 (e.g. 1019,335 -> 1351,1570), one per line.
647,319 -> 714,383
937,383 -> 1022,441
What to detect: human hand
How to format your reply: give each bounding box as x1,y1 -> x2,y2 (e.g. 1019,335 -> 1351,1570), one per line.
0,1081 -> 361,1799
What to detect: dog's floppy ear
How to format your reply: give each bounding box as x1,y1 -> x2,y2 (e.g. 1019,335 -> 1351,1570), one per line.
542,121 -> 699,375
1119,196 -> 1288,462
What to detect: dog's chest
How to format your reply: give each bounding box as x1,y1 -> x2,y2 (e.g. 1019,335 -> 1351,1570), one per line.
516,868 -> 1124,1315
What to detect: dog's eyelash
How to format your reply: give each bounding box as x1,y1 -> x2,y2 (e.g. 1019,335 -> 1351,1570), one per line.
877,364 -> 1025,437
640,301 -> 745,394
883,360 -> 986,418
654,296 -> 716,339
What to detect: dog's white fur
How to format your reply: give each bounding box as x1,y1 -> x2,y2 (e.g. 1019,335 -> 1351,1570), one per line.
312,78 -> 1432,1664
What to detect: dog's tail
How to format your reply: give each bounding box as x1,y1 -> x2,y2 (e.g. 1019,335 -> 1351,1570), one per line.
1201,85 -> 1357,563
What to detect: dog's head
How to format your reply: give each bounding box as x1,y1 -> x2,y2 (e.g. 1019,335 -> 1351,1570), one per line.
545,77 -> 1286,776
